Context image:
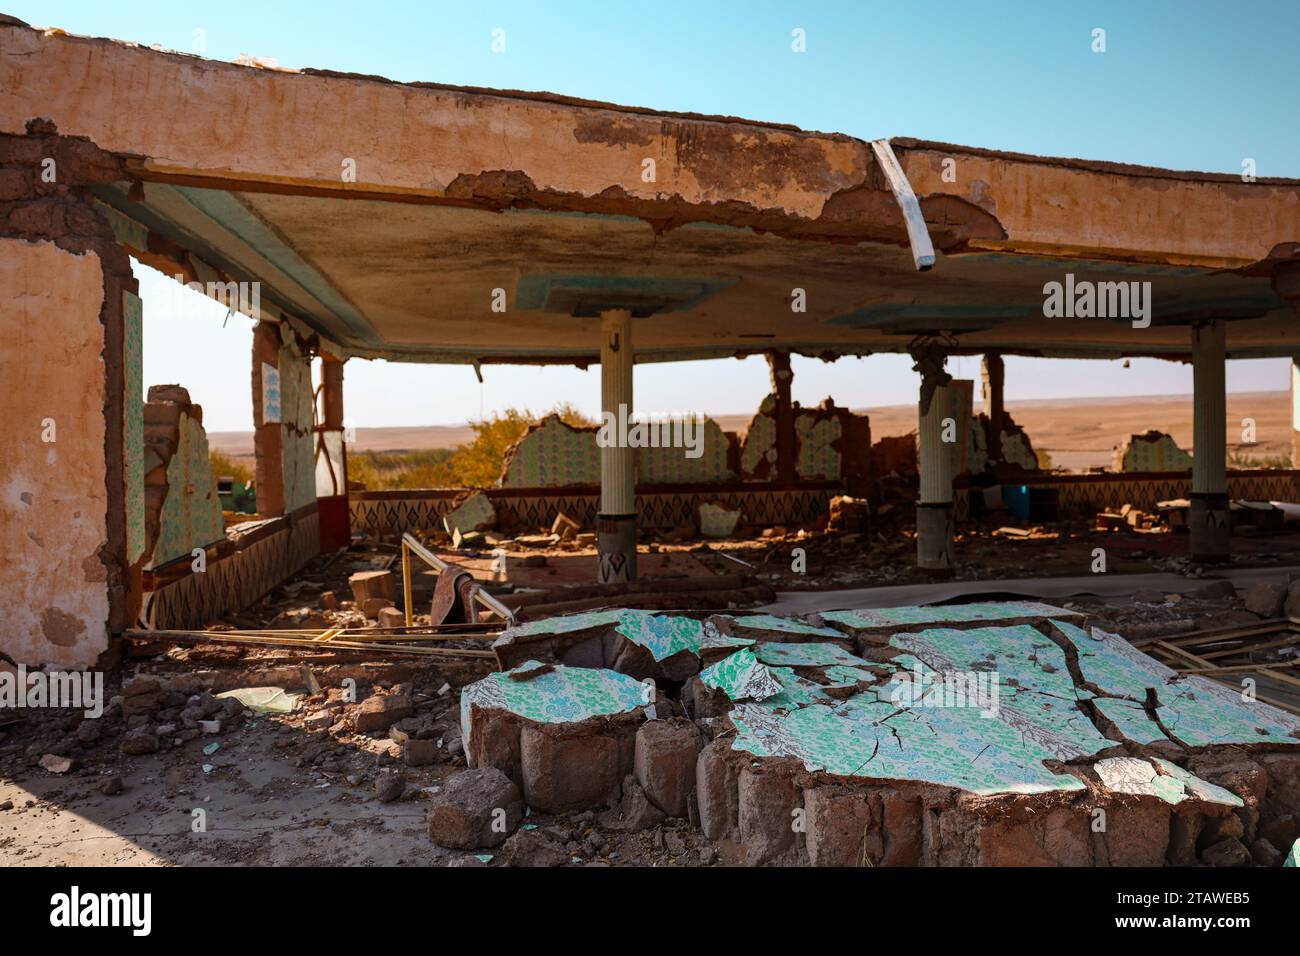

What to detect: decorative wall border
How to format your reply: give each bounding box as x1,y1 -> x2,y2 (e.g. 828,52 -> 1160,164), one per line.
350,483 -> 841,534
145,504 -> 319,630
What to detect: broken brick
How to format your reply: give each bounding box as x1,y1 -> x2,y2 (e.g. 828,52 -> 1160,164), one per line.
427,767 -> 523,849
633,718 -> 701,818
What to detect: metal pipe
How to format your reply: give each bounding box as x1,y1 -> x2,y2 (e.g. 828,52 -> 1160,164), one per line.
401,532 -> 515,623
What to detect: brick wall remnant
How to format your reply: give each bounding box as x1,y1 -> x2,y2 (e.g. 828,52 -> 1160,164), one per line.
142,384 -> 224,567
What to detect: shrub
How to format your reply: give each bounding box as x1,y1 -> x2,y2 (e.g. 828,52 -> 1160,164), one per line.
348,403 -> 596,490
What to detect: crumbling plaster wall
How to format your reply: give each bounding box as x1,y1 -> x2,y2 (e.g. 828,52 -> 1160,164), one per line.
0,240 -> 112,666
1114,430 -> 1194,473
252,320 -> 316,515
741,396 -> 871,488
501,415 -> 600,486
144,386 -> 224,567
0,121 -> 137,667
968,413 -> 1040,473
279,337 -> 316,512
499,413 -> 736,488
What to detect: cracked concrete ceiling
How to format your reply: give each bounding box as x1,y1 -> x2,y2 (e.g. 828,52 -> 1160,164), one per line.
95,180 -> 1298,365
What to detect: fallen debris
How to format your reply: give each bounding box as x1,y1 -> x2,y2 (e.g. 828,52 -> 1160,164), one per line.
349,570 -> 394,606
427,767 -> 523,849
827,495 -> 871,533
474,600 -> 1300,865
698,502 -> 742,538
444,492 -> 497,541
216,686 -> 301,714
550,512 -> 581,541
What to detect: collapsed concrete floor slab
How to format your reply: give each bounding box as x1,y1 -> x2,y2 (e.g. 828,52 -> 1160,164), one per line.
464,600 -> 1300,866
4,592 -> 1299,867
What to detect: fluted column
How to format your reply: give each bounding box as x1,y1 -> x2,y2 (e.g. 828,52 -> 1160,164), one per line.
598,309 -> 636,582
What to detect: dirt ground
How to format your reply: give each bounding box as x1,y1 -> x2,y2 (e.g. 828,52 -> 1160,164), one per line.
0,649 -> 714,868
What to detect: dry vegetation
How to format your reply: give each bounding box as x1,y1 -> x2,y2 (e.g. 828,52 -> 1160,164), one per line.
209,450 -> 253,485
347,403 -> 595,490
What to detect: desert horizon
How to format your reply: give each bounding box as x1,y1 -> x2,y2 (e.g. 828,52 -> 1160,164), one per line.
207,389 -> 1293,472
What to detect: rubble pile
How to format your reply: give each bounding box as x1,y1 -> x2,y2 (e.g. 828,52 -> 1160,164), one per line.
436,600 -> 1300,866
4,585 -> 1299,868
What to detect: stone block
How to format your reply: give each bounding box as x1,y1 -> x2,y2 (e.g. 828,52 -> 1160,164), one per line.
427,768 -> 523,849
464,708 -> 524,786
736,767 -> 800,866
349,570 -> 394,605
353,693 -> 413,733
880,792 -> 923,866
1102,802 -> 1170,866
520,724 -> 626,813
804,786 -> 874,867
404,738 -> 440,767
696,738 -> 740,841
633,719 -> 701,818
1243,582 -> 1286,618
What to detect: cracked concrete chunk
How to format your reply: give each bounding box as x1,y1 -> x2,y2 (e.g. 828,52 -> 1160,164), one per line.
461,661 -> 652,739
822,600 -> 1083,633
614,611 -> 751,662
750,642 -> 869,668
1058,620 -> 1300,745
442,491 -> 496,538
634,719 -> 702,817
469,602 -> 1300,865
719,613 -> 846,642
1093,756 -> 1242,807
460,662 -> 651,812
699,647 -> 782,702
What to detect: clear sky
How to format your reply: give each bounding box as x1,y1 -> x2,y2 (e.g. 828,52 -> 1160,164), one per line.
20,1 -> 1299,430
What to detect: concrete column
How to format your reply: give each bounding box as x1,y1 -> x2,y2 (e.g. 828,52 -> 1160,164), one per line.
1291,357 -> 1300,474
1190,321 -> 1229,563
917,373 -> 956,574
766,351 -> 797,485
598,309 -> 636,583
251,321 -> 286,516
321,355 -> 345,430
981,352 -> 1005,464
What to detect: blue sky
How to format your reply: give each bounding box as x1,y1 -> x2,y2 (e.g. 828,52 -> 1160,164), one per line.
19,1 -> 1299,429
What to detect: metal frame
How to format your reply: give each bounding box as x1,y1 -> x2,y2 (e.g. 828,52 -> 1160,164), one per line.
400,532 -> 515,627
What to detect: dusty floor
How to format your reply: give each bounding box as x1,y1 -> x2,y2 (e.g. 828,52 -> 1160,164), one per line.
347,513 -> 1300,610
0,651 -> 721,867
